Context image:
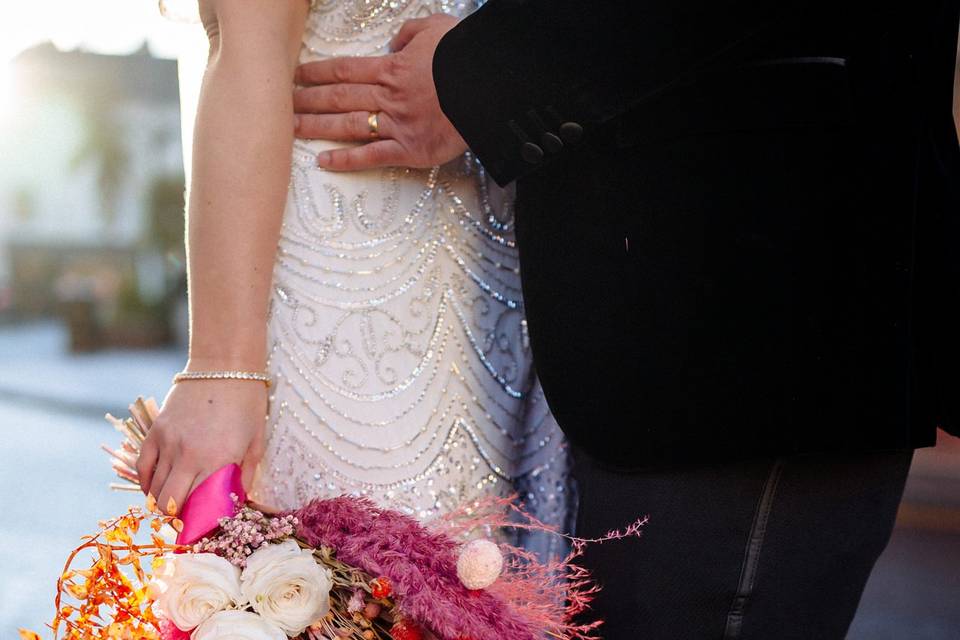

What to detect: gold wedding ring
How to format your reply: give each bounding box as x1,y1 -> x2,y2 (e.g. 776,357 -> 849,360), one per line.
367,111 -> 380,139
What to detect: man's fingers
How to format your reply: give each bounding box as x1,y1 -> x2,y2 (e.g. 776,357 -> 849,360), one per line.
296,56 -> 386,85
316,140 -> 406,172
157,468 -> 199,517
296,111 -> 391,141
294,84 -> 382,115
135,437 -> 159,496
388,17 -> 431,52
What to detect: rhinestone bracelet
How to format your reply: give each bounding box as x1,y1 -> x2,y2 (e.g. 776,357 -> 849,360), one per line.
172,370 -> 272,388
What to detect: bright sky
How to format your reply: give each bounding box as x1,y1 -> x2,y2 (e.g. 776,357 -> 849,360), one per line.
0,0 -> 201,120
0,0 -> 197,63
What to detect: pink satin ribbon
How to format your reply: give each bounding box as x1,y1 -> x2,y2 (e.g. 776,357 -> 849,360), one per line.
176,463 -> 246,546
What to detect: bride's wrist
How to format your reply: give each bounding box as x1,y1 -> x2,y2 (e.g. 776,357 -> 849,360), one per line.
187,331 -> 267,372
185,353 -> 268,373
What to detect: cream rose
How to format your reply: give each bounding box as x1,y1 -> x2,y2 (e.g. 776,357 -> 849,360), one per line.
192,610 -> 287,640
152,553 -> 245,631
240,540 -> 332,635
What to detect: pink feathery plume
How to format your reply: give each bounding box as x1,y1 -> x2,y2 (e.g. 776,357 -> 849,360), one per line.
291,497 -> 541,640
292,495 -> 646,640
435,495 -> 648,640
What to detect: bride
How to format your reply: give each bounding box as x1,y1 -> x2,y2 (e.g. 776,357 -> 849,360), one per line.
135,0 -> 573,554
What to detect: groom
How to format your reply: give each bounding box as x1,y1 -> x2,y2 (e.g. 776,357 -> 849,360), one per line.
290,1 -> 960,637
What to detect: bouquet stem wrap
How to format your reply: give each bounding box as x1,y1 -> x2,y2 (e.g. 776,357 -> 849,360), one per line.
175,463 -> 246,546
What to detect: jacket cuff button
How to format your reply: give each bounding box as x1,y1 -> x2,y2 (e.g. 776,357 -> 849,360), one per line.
559,122 -> 584,144
521,142 -> 545,164
540,132 -> 564,153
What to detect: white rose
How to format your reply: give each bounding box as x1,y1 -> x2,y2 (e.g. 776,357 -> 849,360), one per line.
152,553 -> 245,631
240,540 -> 332,636
192,610 -> 287,640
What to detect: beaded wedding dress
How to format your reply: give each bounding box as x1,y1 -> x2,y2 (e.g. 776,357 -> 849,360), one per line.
250,0 -> 574,556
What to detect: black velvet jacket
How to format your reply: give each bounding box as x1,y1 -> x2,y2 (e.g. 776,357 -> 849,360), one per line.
433,0 -> 960,468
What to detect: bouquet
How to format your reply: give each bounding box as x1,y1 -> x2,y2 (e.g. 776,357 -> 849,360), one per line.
21,398 -> 646,640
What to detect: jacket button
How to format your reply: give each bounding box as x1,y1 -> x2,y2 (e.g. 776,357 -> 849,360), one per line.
521,142 -> 544,164
540,132 -> 563,153
559,122 -> 583,144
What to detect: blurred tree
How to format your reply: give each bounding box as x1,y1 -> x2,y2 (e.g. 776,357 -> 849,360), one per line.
12,185 -> 36,221
70,98 -> 128,227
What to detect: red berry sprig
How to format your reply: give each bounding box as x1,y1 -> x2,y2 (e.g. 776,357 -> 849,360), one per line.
370,576 -> 393,599
390,620 -> 424,640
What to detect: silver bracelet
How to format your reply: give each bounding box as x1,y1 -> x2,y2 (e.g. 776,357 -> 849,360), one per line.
172,370 -> 272,388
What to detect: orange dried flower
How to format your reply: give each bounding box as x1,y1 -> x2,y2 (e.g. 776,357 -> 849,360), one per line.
42,504 -> 187,640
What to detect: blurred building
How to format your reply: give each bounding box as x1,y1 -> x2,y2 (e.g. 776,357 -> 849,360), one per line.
0,43 -> 186,346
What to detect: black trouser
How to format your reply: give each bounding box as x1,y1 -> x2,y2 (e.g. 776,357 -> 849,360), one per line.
573,448 -> 913,639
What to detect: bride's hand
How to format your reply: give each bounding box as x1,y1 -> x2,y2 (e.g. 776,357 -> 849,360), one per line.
135,378 -> 268,514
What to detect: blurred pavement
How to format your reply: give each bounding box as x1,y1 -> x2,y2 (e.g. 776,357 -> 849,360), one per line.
0,321 -> 184,636
0,321 -> 183,417
0,402 -> 138,635
0,321 -> 957,638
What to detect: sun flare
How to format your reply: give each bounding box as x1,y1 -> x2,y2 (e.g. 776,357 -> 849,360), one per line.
0,60 -> 16,120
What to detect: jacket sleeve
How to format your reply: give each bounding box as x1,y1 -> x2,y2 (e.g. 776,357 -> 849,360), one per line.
432,0 -> 809,186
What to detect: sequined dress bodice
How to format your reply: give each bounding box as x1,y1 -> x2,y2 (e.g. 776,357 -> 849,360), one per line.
251,0 -> 573,552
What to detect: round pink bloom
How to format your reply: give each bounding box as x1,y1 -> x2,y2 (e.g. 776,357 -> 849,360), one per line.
159,618 -> 191,640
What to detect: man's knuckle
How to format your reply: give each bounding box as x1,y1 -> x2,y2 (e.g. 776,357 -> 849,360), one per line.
351,112 -> 366,133
301,117 -> 321,136
293,88 -> 310,109
372,144 -> 392,165
382,82 -> 403,103
298,63 -> 315,83
334,84 -> 353,107
332,59 -> 351,83
383,55 -> 405,80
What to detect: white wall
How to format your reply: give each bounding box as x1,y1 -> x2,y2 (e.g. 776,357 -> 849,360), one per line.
0,86 -> 182,283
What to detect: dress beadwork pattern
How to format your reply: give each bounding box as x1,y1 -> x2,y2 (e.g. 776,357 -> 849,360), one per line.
251,0 -> 574,558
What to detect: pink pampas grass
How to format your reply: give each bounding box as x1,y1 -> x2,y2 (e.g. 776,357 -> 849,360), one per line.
290,495 -> 646,640
436,496 -> 648,640
293,497 -> 539,640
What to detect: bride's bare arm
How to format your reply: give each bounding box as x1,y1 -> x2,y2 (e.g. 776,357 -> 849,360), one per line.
136,0 -> 309,512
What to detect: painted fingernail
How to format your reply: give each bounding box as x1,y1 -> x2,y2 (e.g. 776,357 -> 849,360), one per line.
317,151 -> 331,166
